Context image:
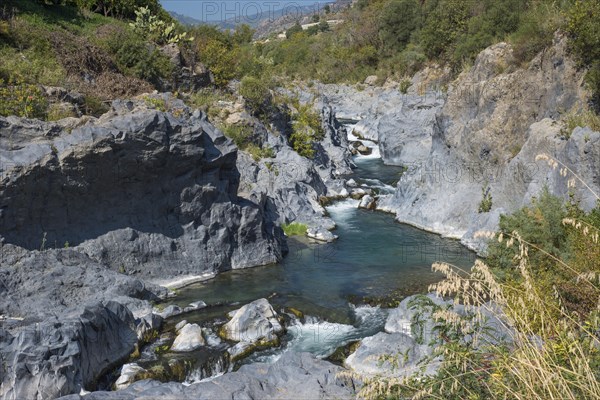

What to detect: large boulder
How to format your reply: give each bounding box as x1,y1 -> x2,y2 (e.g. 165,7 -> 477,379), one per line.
114,363 -> 147,391
347,294 -> 514,380
0,95 -> 285,281
306,226 -> 338,242
0,245 -> 163,322
377,93 -> 444,165
171,323 -> 205,352
221,298 -> 283,343
358,195 -> 375,210
0,302 -> 137,400
345,332 -> 438,378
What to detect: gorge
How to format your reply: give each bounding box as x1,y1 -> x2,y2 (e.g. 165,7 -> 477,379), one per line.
1,0 -> 600,398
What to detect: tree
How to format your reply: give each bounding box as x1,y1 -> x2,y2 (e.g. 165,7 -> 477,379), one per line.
239,76 -> 270,114
286,22 -> 303,39
567,0 -> 600,110
420,0 -> 471,59
378,0 -> 421,54
232,24 -> 254,45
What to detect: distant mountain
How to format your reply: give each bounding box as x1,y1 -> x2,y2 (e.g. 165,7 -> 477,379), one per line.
169,0 -> 351,36
169,11 -> 204,27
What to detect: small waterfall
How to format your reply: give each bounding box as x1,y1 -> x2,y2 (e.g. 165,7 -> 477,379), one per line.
184,352 -> 231,385
346,123 -> 381,160
359,178 -> 396,194
244,305 -> 388,364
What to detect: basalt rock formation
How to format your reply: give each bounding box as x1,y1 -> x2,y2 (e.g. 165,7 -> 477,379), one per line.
0,95 -> 285,282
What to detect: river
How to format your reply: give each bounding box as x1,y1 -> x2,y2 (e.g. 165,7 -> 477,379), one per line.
138,126 -> 476,382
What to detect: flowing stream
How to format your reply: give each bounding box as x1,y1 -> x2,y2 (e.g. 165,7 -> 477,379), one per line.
144,124 -> 476,383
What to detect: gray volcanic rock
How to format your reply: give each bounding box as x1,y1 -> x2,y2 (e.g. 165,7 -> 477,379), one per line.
114,363 -> 146,391
236,105 -> 352,232
59,351 -> 356,399
377,93 -> 444,165
0,301 -> 137,400
376,36 -> 598,251
171,323 -> 205,352
306,225 -> 339,242
347,294 -> 513,379
0,96 -> 285,281
0,94 -> 294,399
222,298 -> 283,343
358,194 -> 375,210
345,331 -> 437,378
0,244 -> 163,322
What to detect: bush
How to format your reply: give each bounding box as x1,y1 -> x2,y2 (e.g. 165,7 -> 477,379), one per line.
220,124 -> 274,161
487,187 -> 567,269
47,103 -> 77,120
197,37 -> 237,87
106,28 -> 172,85
420,0 -> 471,60
0,78 -> 48,118
129,6 -> 191,45
288,101 -> 324,158
562,109 -> 600,137
239,76 -> 270,114
566,0 -> 600,109
398,78 -> 411,94
286,22 -> 303,39
281,222 -> 307,236
378,0 -> 421,55
478,185 -> 493,213
510,1 -> 564,65
82,95 -> 108,117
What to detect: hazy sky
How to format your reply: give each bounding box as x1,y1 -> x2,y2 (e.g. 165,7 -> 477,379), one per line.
160,0 -> 329,22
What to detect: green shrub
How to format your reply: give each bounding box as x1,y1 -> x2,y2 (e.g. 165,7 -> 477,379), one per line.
478,185 -> 493,213
220,124 -> 274,161
0,78 -> 48,118
451,0 -> 524,66
106,28 -> 172,84
285,22 -> 303,39
186,88 -> 231,116
378,0 -> 421,55
197,37 -> 237,87
510,1 -> 564,65
221,124 -> 254,148
566,0 -> 600,109
398,78 -> 411,94
289,102 -> 324,158
239,76 -> 270,114
487,187 -> 567,269
82,95 -> 108,117
562,109 -> 600,137
420,0 -> 471,60
129,6 -> 192,45
281,222 -> 307,236
47,103 -> 77,120
246,143 -> 275,161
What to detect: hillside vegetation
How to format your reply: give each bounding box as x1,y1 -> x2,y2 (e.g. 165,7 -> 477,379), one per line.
1,0 -> 599,113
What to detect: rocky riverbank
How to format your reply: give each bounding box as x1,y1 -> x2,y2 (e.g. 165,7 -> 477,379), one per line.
312,34 -> 600,253
0,91 -> 356,398
2,30 -> 599,400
